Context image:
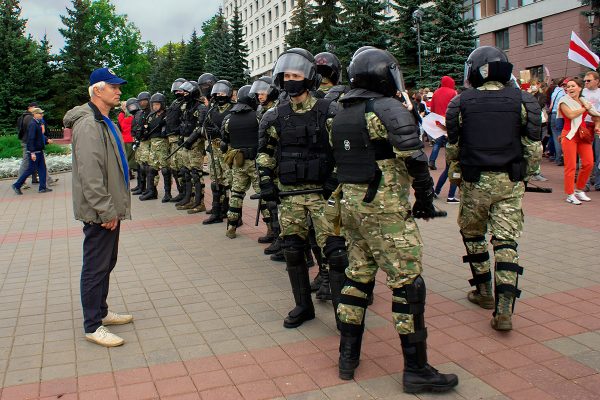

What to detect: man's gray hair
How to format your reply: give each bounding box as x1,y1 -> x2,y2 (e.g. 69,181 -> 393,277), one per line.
88,81 -> 107,98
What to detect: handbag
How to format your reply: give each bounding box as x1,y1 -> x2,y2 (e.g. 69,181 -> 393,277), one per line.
578,124 -> 595,144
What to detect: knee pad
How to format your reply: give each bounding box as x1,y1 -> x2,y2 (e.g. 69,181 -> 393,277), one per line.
161,167 -> 171,176
179,167 -> 190,178
210,181 -> 220,193
231,190 -> 245,200
392,275 -> 427,343
323,236 -> 347,258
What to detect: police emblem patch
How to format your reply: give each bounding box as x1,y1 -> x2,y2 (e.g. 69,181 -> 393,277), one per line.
344,140 -> 350,151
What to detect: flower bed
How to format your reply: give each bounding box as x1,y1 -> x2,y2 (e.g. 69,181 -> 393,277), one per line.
0,152 -> 72,179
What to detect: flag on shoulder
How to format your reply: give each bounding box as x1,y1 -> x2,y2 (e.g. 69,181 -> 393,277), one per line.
568,31 -> 599,70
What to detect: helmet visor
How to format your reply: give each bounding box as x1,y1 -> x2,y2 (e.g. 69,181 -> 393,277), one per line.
273,52 -> 314,80
211,82 -> 232,97
179,81 -> 194,93
171,80 -> 185,92
389,63 -> 405,93
463,61 -> 471,88
249,80 -> 271,95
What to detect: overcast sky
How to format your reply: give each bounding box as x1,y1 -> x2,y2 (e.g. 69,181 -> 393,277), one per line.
21,0 -> 222,53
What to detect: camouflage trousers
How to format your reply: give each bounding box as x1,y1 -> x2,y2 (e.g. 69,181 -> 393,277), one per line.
168,136 -> 184,171
149,137 -> 169,171
338,209 -> 423,335
135,140 -> 151,165
186,139 -> 205,171
279,191 -> 335,249
208,139 -> 231,187
459,172 -> 525,309
227,159 -> 270,223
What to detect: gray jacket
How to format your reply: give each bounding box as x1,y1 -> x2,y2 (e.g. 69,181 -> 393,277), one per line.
64,102 -> 131,224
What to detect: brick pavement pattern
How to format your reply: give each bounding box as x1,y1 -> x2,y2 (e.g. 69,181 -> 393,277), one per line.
0,155 -> 599,399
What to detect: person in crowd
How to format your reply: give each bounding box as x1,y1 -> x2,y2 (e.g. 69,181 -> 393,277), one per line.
118,99 -> 137,180
63,67 -> 133,347
582,71 -> 600,191
549,78 -> 567,166
557,77 -> 599,205
12,107 -> 53,195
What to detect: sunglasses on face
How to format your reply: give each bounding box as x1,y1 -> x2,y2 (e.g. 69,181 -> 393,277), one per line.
585,79 -> 595,83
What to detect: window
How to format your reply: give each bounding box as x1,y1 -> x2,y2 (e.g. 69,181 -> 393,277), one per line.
463,0 -> 481,20
276,46 -> 280,57
275,5 -> 279,18
283,21 -> 287,33
282,0 -> 286,14
251,59 -> 255,70
268,10 -> 272,23
262,15 -> 265,27
262,33 -> 266,45
496,0 -> 518,13
526,20 -> 543,45
269,29 -> 272,41
495,29 -> 509,50
275,26 -> 280,38
527,65 -> 544,81
244,8 -> 247,19
263,53 -> 266,66
269,50 -> 273,63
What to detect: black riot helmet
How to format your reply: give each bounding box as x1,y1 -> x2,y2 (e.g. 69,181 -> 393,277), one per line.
211,80 -> 233,104
236,85 -> 257,110
315,52 -> 342,85
249,76 -> 279,105
150,92 -> 166,110
352,46 -> 376,60
179,80 -> 200,100
137,91 -> 151,102
272,48 -> 318,96
125,97 -> 140,114
171,78 -> 186,93
348,48 -> 405,97
464,46 -> 513,88
198,73 -> 218,98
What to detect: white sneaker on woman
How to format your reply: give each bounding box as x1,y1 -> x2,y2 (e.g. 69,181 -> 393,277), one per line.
566,194 -> 582,205
575,191 -> 591,202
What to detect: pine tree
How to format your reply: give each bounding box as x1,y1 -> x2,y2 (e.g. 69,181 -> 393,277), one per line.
148,42 -> 180,100
582,0 -> 600,52
0,0 -> 45,133
53,0 -> 97,116
229,4 -> 249,87
387,0 -> 429,88
309,0 -> 341,53
420,0 -> 476,88
204,9 -> 234,82
330,0 -> 391,69
179,30 -> 205,82
285,0 -> 316,52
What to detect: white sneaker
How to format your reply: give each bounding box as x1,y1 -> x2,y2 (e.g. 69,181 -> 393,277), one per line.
566,194 -> 582,205
531,174 -> 549,182
85,326 -> 124,347
102,310 -> 133,326
575,191 -> 591,202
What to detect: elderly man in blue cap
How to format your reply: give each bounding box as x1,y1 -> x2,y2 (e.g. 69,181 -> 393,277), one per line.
64,68 -> 133,347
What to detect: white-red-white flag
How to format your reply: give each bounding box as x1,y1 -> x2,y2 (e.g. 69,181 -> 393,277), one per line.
568,31 -> 599,70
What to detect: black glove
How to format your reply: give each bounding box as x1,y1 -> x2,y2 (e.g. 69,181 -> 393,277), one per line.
412,180 -> 435,219
183,138 -> 193,150
259,179 -> 278,202
322,175 -> 339,200
220,141 -> 229,153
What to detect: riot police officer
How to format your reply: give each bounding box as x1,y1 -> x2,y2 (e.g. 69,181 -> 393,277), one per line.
131,91 -> 151,195
164,78 -> 187,203
314,52 -> 349,101
330,48 -> 458,392
140,93 -> 167,201
445,46 -> 542,331
256,48 -> 343,329
203,80 -> 234,224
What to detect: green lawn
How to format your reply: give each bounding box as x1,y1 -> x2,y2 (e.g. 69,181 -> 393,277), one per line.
0,135 -> 69,159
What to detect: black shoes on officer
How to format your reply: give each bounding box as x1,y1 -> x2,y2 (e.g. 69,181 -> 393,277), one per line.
283,247 -> 315,329
401,337 -> 458,393
338,330 -> 363,380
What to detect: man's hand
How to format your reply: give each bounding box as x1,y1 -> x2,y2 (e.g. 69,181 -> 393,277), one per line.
183,139 -> 193,150
30,153 -> 36,161
412,197 -> 435,220
101,218 -> 119,231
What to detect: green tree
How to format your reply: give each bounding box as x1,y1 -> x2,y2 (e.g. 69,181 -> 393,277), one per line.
387,0 -> 429,88
148,42 -> 181,100
309,0 -> 341,53
285,0 -> 316,52
581,0 -> 600,53
204,9 -> 234,82
420,0 -> 476,88
330,0 -> 391,69
0,0 -> 46,133
179,29 -> 204,81
229,4 -> 249,87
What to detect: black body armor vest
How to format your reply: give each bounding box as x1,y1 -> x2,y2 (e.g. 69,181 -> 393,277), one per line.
332,100 -> 395,184
146,111 -> 165,139
276,99 -> 333,185
459,87 -> 524,181
206,105 -> 232,140
131,109 -> 148,140
180,101 -> 201,137
229,111 -> 259,159
165,99 -> 182,136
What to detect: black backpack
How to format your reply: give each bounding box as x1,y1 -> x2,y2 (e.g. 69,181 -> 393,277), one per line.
16,112 -> 30,140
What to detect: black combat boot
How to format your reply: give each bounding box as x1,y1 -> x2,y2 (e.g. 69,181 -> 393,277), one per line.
175,171 -> 192,209
258,221 -> 276,243
131,166 -> 146,195
264,233 -> 282,254
283,245 -> 315,328
338,327 -> 364,380
130,166 -> 142,192
315,267 -> 331,301
170,170 -> 184,203
187,172 -> 205,214
140,168 -> 158,200
203,183 -> 223,224
270,249 -> 285,262
401,337 -> 458,393
310,272 -> 323,292
161,168 -> 172,203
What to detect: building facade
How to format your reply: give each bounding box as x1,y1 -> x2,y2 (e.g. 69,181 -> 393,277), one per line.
471,0 -> 593,82
223,0 -> 296,78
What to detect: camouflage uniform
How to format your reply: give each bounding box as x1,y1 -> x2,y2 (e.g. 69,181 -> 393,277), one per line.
146,111 -> 167,187
446,81 -> 542,327
206,103 -> 233,188
179,100 -> 208,211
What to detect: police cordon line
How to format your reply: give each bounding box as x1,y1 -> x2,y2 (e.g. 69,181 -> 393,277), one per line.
122,45 -> 543,394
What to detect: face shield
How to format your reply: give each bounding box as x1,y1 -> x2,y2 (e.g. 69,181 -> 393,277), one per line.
171,80 -> 185,92
389,63 -> 405,93
210,82 -> 232,97
273,52 -> 315,81
249,80 -> 271,96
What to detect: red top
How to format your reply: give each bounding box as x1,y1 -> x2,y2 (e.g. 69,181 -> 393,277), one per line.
118,112 -> 133,143
430,76 -> 457,117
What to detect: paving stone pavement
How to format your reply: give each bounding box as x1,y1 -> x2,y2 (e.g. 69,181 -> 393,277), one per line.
0,155 -> 599,399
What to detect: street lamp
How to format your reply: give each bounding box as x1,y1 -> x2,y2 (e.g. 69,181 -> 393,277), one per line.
413,8 -> 424,78
587,11 -> 596,44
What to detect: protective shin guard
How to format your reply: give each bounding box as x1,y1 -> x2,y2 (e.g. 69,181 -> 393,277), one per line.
396,277 -> 458,393
187,170 -> 205,213
283,238 -> 315,328
462,234 -> 494,309
170,169 -> 184,202
175,169 -> 192,207
161,168 -> 172,202
324,237 -> 350,330
132,165 -> 146,195
492,260 -> 523,331
203,182 -> 223,224
140,168 -> 158,200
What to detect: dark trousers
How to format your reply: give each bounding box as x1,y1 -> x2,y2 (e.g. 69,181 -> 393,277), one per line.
14,152 -> 47,191
81,222 -> 120,333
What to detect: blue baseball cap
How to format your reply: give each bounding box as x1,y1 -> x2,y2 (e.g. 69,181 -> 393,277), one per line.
89,68 -> 127,86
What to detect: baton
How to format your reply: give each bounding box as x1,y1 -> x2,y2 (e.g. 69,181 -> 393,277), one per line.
250,188 -> 323,200
525,181 -> 552,193
255,197 -> 261,226
166,142 -> 185,160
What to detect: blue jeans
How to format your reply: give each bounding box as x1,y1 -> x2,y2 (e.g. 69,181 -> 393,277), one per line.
14,152 -> 47,191
435,163 -> 457,198
550,113 -> 564,164
429,136 -> 447,167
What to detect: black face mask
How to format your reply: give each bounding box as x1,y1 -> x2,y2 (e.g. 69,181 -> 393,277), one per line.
284,80 -> 307,97
215,95 -> 229,105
